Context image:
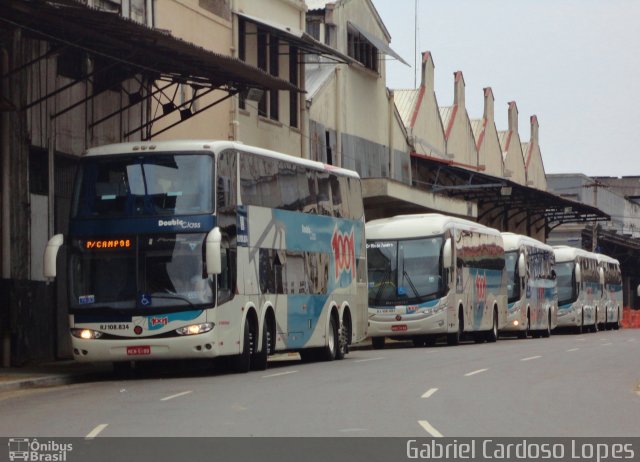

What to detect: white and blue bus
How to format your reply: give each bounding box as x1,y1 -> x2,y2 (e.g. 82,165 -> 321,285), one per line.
596,253 -> 623,330
501,233 -> 557,338
366,214 -> 507,348
44,141 -> 367,372
553,246 -> 601,333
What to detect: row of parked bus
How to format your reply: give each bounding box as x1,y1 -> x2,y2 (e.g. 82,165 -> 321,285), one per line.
366,214 -> 623,349
43,141 -> 623,373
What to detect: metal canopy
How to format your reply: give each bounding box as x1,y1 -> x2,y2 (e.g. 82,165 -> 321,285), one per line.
237,12 -> 355,64
0,0 -> 301,138
347,21 -> 409,66
411,152 -> 610,233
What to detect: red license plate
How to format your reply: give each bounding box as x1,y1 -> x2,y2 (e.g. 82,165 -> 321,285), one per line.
391,325 -> 407,332
127,346 -> 151,356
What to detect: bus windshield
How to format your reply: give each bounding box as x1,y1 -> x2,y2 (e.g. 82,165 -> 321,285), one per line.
555,261 -> 576,305
69,233 -> 213,312
505,251 -> 520,303
367,236 -> 444,305
73,153 -> 213,218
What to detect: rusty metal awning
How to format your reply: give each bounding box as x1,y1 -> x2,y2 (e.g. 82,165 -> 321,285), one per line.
411,152 -> 610,233
237,12 -> 354,64
0,0 -> 300,93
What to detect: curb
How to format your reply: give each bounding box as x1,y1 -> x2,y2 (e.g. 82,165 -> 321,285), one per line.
0,374 -> 85,392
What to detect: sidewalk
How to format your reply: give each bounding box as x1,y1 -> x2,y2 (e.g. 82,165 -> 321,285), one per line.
0,342 -> 374,393
0,361 -> 110,393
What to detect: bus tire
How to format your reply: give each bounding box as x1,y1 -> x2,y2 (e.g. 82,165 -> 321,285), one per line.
542,312 -> 551,338
447,308 -> 463,346
371,337 -> 385,350
320,315 -> 339,361
485,308 -> 498,343
252,318 -> 272,371
233,317 -> 253,373
336,317 -> 347,360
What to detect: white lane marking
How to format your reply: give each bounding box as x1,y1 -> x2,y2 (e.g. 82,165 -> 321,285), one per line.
576,338 -> 586,341
602,342 -> 613,346
418,420 -> 444,437
160,391 -> 193,401
521,355 -> 542,361
85,424 -> 108,439
262,370 -> 298,378
421,388 -> 439,399
567,348 -> 580,352
354,357 -> 385,363
464,368 -> 488,377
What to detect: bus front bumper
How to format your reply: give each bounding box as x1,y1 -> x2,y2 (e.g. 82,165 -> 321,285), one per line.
368,309 -> 448,338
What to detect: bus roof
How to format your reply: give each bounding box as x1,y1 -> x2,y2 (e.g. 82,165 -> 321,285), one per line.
366,213 -> 502,240
501,232 -> 553,253
595,253 -> 620,265
552,245 -> 597,263
84,140 -> 361,179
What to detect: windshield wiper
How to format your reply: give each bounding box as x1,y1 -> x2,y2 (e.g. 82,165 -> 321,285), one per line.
373,268 -> 394,305
402,270 -> 420,298
152,292 -> 198,309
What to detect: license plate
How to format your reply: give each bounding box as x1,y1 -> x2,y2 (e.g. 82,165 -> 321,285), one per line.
127,346 -> 151,356
391,325 -> 407,332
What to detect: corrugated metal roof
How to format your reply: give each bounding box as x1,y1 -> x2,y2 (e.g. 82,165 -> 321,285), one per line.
439,106 -> 454,131
470,119 -> 483,140
521,142 -> 530,162
393,89 -> 419,127
305,63 -> 337,100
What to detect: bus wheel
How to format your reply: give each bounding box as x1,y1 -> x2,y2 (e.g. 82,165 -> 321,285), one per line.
371,337 -> 385,350
447,309 -> 463,346
485,308 -> 498,343
542,313 -> 551,338
336,318 -> 347,360
321,315 -> 338,361
252,319 -> 272,371
233,318 -> 252,373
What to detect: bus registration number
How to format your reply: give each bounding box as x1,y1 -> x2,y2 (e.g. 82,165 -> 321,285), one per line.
127,346 -> 151,356
391,325 -> 407,332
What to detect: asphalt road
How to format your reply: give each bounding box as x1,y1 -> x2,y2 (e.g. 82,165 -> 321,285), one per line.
1,329 -> 638,437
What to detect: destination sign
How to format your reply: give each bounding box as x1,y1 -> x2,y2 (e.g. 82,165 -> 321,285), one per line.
84,238 -> 132,250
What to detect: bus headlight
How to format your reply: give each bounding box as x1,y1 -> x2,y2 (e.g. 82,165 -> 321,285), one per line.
176,323 -> 214,336
71,328 -> 103,339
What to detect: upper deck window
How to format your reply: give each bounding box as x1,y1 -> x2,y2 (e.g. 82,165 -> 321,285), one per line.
73,153 -> 213,219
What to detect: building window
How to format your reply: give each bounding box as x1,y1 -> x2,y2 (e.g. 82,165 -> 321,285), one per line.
347,29 -> 378,73
289,46 -> 298,128
199,0 -> 231,20
257,30 -> 268,117
269,37 -> 279,121
306,21 -> 320,40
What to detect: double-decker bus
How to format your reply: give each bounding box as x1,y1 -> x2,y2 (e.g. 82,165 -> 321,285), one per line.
553,246 -> 601,333
366,214 -> 507,348
596,254 -> 623,330
501,232 -> 557,338
44,141 -> 367,372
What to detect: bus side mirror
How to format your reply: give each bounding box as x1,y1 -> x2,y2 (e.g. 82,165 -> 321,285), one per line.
443,238 -> 452,269
575,263 -> 582,284
637,285 -> 640,298
206,227 -> 222,276
517,253 -> 526,278
43,234 -> 64,282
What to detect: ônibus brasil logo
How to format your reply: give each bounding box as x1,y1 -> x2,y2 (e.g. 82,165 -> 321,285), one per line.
8,438 -> 73,462
331,226 -> 356,280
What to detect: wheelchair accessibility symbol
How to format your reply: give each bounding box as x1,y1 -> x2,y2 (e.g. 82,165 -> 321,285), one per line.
138,293 -> 152,307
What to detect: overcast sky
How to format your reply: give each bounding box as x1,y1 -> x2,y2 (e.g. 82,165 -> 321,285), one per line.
371,0 -> 640,177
